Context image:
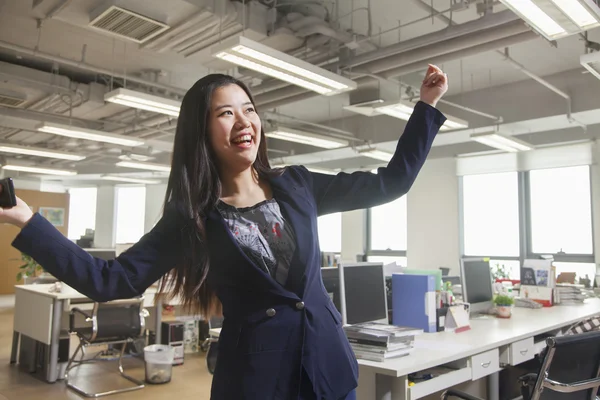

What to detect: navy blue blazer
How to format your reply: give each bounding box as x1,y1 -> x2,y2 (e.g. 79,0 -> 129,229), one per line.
12,101 -> 445,399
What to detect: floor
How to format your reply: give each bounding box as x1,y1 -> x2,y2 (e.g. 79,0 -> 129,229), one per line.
0,298 -> 213,400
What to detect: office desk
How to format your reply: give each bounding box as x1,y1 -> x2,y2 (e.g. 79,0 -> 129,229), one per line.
10,284 -> 179,383
357,298 -> 600,400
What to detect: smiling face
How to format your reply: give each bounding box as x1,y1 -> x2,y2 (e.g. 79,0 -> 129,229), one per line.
208,84 -> 262,175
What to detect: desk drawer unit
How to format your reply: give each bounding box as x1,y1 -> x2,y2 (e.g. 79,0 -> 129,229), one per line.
471,348 -> 500,381
500,337 -> 535,366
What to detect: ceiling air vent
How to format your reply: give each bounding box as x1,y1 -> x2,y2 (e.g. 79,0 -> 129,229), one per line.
0,91 -> 26,108
89,5 -> 169,43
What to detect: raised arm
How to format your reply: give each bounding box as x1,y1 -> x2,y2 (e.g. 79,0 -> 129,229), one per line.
8,202 -> 184,302
303,66 -> 448,215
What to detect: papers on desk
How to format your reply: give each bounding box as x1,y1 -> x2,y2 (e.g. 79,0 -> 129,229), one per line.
344,322 -> 422,362
555,284 -> 586,305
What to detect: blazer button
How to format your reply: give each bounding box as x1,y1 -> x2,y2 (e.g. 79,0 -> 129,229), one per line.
266,308 -> 276,317
296,301 -> 305,310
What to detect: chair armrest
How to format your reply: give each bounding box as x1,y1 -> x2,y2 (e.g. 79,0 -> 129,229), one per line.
69,307 -> 92,332
441,389 -> 484,400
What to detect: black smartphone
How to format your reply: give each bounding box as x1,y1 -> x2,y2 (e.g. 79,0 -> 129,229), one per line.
0,177 -> 17,208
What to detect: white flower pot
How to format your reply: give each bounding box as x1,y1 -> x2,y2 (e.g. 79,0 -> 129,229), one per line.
496,305 -> 512,318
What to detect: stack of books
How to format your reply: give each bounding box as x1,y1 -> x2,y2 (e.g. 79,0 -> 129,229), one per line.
343,322 -> 423,362
556,284 -> 586,305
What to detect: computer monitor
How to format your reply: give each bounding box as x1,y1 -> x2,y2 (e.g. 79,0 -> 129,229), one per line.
460,258 -> 494,314
321,267 -> 341,312
339,262 -> 388,325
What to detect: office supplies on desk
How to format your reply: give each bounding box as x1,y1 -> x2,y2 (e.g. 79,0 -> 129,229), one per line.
521,259 -> 555,287
403,268 -> 443,291
392,274 -> 437,333
344,322 -> 421,362
444,304 -> 471,333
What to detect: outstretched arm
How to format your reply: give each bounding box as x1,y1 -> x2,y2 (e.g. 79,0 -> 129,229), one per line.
304,65 -> 449,215
5,200 -> 183,302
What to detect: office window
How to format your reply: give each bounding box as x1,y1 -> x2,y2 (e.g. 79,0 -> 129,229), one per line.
529,166 -> 593,255
489,259 -> 521,280
317,212 -> 342,253
115,186 -> 146,244
369,196 -> 407,251
462,172 -> 520,257
67,187 -> 97,240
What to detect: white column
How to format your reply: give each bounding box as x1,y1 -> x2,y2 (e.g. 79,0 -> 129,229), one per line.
407,158 -> 460,274
592,143 -> 600,276
144,184 -> 168,233
341,209 -> 366,263
94,185 -> 117,249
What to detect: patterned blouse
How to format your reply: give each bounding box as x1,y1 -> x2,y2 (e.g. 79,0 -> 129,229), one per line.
216,198 -> 296,286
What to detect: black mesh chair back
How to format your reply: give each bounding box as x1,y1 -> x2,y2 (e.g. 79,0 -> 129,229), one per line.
531,330 -> 600,400
95,302 -> 144,341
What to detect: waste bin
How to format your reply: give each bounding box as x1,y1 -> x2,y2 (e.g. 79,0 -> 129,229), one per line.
144,344 -> 175,384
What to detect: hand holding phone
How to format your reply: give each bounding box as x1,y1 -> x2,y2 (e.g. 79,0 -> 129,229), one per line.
0,178 -> 17,208
0,177 -> 33,228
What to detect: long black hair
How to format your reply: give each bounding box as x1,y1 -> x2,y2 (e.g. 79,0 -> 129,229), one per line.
157,74 -> 276,317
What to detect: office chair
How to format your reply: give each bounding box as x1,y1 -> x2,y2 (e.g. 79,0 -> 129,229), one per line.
442,330 -> 600,400
65,297 -> 149,398
203,316 -> 223,375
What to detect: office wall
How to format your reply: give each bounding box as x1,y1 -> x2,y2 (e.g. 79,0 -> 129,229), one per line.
407,158 -> 461,273
593,143 -> 600,273
94,185 -> 117,248
0,189 -> 70,294
144,184 -> 168,233
341,209 -> 365,262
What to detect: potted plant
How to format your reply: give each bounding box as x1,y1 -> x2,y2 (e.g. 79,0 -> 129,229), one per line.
494,294 -> 514,318
15,253 -> 44,284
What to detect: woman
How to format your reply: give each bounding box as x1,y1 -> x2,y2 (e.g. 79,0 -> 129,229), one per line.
0,64 -> 448,399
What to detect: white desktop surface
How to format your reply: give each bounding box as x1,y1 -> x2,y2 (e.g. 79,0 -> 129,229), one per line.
358,298 -> 600,377
14,283 -> 159,301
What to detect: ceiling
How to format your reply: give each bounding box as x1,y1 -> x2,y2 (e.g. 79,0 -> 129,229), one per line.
0,0 -> 598,187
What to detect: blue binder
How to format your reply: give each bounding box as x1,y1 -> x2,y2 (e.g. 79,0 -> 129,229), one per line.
392,274 -> 437,333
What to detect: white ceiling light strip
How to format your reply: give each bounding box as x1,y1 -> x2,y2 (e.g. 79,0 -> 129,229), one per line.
358,148 -> 394,162
499,0 -> 600,40
211,36 -> 357,96
101,175 -> 162,184
37,122 -> 144,147
104,88 -> 181,117
116,161 -> 171,172
0,143 -> 86,161
266,127 -> 349,149
471,132 -> 534,152
1,164 -> 77,175
580,51 -> 600,80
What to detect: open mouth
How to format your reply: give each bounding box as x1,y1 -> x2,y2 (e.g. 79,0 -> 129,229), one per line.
231,134 -> 253,147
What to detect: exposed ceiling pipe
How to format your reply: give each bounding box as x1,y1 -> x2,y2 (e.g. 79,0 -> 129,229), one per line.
356,20 -> 530,75
140,10 -> 219,50
337,10 -> 520,69
0,41 -> 187,96
379,31 -> 537,78
254,29 -> 537,109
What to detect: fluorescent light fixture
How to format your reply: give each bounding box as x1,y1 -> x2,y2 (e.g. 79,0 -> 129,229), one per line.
101,175 -> 162,184
0,144 -> 86,161
351,99 -> 469,131
306,166 -> 338,175
211,36 -> 357,96
104,88 -> 181,117
375,102 -> 415,120
359,148 -> 394,162
581,51 -> 600,80
266,127 -> 349,149
471,132 -> 534,152
499,0 -> 600,40
37,122 -> 145,147
116,161 -> 171,172
1,164 -> 77,175
439,115 -> 469,131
